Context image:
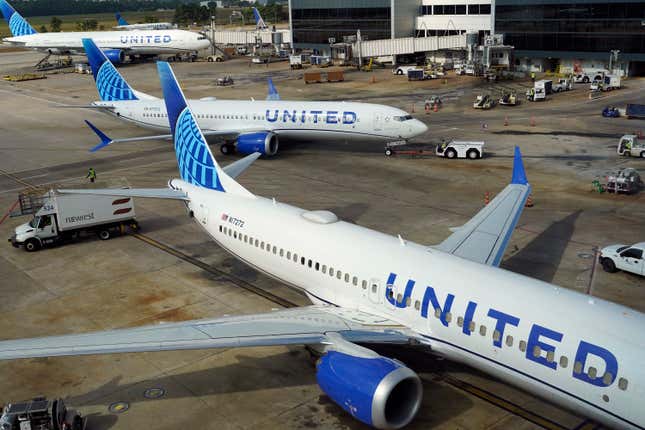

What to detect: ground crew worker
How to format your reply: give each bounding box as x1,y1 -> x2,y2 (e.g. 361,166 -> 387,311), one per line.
531,71 -> 536,83
86,167 -> 96,183
529,87 -> 535,101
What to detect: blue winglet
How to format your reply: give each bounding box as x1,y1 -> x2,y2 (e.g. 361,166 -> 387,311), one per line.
85,120 -> 113,152
266,78 -> 280,101
116,12 -> 128,26
511,146 -> 528,185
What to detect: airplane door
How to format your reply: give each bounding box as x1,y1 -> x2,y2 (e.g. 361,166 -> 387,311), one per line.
373,113 -> 383,132
199,203 -> 209,226
368,278 -> 382,304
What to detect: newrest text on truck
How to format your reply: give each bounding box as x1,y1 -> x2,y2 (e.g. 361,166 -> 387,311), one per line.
9,190 -> 137,252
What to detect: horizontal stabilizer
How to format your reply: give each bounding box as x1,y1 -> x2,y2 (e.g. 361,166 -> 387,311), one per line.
222,152 -> 261,179
58,188 -> 188,200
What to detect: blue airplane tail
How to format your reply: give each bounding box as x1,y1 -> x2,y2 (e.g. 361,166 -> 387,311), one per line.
266,78 -> 280,101
252,7 -> 267,29
115,12 -> 129,26
82,38 -> 138,102
0,0 -> 37,36
157,61 -> 226,192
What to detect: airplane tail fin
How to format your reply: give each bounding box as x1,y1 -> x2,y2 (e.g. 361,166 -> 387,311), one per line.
82,38 -> 155,101
115,12 -> 129,26
157,61 -> 255,197
266,78 -> 280,101
253,7 -> 267,30
0,0 -> 37,36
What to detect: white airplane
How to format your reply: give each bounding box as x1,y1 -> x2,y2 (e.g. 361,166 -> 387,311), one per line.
0,0 -> 210,63
114,12 -> 174,31
1,61 -> 643,430
80,38 -> 428,156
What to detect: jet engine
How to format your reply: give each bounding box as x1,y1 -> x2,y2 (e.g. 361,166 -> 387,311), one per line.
316,351 -> 422,429
235,131 -> 278,156
102,49 -> 125,64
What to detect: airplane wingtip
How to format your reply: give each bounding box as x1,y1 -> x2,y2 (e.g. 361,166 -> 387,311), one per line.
511,146 -> 528,185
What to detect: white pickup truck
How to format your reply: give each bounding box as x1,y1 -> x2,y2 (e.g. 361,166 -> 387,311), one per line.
9,190 -> 137,251
436,141 -> 484,159
599,242 -> 645,276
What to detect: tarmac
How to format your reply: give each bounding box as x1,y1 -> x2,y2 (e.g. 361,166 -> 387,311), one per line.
0,49 -> 644,430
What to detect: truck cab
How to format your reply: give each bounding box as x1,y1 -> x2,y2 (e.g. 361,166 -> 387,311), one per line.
617,134 -> 645,158
600,243 -> 645,276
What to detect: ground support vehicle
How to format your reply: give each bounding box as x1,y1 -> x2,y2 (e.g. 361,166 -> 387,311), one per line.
599,242 -> 645,276
591,74 -> 621,91
605,168 -> 642,194
435,141 -> 484,159
0,397 -> 85,430
393,65 -> 419,76
206,54 -> 224,62
617,135 -> 645,158
473,95 -> 495,109
626,104 -> 645,119
552,78 -> 573,92
499,92 -> 520,106
217,75 -> 234,86
9,189 -> 137,252
602,106 -> 620,118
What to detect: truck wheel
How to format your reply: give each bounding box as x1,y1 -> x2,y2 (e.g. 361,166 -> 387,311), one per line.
601,258 -> 617,273
385,148 -> 393,156
220,144 -> 233,155
216,57 -> 223,62
397,69 -> 403,75
446,149 -> 457,159
98,230 -> 111,240
207,57 -> 214,62
24,239 -> 40,252
583,77 -> 589,83
640,151 -> 645,158
467,149 -> 480,159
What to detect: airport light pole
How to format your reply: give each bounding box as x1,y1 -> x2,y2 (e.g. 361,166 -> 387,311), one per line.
210,15 -> 215,55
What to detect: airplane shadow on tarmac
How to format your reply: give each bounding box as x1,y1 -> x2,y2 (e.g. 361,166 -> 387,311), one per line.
502,211 -> 582,283
66,346 -> 472,430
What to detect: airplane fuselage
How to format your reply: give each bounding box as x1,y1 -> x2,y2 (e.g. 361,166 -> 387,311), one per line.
171,179 -> 644,430
5,29 -> 210,55
95,99 -> 427,143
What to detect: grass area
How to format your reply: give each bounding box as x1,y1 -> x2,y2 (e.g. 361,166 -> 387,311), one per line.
0,9 -> 288,38
0,11 -> 175,38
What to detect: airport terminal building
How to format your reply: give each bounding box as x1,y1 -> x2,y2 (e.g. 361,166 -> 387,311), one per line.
288,0 -> 645,75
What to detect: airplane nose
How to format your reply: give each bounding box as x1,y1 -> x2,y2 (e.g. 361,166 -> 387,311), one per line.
415,119 -> 428,135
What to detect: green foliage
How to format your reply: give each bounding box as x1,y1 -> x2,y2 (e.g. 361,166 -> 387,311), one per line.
76,19 -> 98,31
38,24 -> 47,32
144,16 -> 159,23
50,16 -> 61,32
174,3 -> 216,25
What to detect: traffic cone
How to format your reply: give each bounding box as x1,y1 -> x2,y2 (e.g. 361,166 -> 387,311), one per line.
410,103 -> 415,113
525,194 -> 534,207
530,116 -> 536,127
433,103 -> 439,112
504,116 -> 509,126
484,192 -> 490,205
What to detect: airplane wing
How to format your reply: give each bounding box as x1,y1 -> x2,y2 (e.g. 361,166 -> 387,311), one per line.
0,306 -> 412,360
83,120 -> 267,152
434,147 -> 531,266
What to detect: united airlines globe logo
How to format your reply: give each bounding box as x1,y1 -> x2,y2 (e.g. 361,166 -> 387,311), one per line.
175,108 -> 223,191
9,12 -> 35,36
96,62 -> 137,101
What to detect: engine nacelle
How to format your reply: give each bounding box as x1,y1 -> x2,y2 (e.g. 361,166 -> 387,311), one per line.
235,131 -> 278,156
102,49 -> 125,64
316,351 -> 422,429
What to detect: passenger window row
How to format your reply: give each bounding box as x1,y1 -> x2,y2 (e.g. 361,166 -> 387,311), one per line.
143,113 -> 167,118
403,299 -> 631,393
219,224 -> 369,290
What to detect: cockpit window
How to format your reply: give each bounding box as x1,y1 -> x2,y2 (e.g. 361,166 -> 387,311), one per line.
197,36 -> 207,40
393,115 -> 414,122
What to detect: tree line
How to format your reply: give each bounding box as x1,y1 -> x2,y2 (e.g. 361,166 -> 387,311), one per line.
10,0 -> 191,17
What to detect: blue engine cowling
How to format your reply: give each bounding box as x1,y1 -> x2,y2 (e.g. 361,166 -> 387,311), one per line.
316,351 -> 422,429
102,49 -> 125,64
235,131 -> 278,156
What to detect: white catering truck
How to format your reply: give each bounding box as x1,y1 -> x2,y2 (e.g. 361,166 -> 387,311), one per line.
9,190 -> 137,252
